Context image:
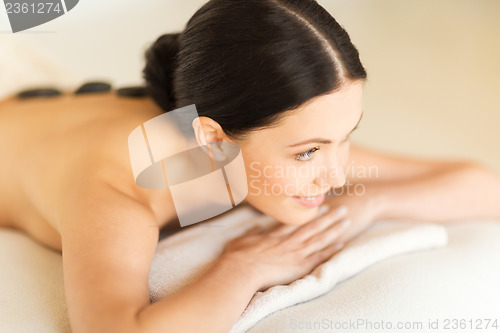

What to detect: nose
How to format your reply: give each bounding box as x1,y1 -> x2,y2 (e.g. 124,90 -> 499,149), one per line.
313,160 -> 346,191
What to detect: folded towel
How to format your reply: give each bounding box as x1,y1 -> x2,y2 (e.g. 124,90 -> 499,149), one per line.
148,205 -> 448,333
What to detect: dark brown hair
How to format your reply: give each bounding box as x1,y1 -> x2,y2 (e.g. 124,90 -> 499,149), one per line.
143,0 -> 367,139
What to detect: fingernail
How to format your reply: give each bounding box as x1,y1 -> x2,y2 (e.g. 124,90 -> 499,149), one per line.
340,219 -> 351,227
318,205 -> 330,215
337,206 -> 348,215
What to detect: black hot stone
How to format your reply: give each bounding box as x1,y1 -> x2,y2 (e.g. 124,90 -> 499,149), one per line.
17,88 -> 62,99
116,86 -> 148,98
75,82 -> 112,95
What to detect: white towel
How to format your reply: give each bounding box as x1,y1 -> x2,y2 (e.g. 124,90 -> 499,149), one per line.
148,205 -> 448,333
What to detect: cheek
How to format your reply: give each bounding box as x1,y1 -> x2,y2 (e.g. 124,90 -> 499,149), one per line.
242,159 -> 322,225
246,161 -> 302,198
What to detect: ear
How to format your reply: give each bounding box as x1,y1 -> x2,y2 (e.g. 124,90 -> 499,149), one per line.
192,116 -> 230,146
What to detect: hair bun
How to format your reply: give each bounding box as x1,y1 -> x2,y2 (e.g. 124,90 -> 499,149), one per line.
143,33 -> 181,112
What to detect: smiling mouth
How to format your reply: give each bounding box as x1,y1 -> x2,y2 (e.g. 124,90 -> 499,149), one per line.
295,195 -> 321,200
292,193 -> 326,207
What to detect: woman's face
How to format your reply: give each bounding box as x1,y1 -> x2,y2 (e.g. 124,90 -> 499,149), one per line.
235,81 -> 364,225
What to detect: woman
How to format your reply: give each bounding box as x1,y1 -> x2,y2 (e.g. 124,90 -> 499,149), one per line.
0,0 -> 499,332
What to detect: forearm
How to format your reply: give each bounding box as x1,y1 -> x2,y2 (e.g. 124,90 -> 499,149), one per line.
135,258 -> 259,333
366,162 -> 500,223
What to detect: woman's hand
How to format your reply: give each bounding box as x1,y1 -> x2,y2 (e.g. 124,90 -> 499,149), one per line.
324,182 -> 386,245
219,206 -> 351,292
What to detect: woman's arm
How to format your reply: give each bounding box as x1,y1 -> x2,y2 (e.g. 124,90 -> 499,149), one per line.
345,144 -> 500,223
347,143 -> 467,182
58,177 -> 263,333
327,144 -> 500,244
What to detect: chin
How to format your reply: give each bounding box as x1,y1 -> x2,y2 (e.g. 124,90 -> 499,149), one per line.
246,195 -> 321,225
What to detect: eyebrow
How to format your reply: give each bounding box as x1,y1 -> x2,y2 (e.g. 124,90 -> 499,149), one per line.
287,111 -> 363,148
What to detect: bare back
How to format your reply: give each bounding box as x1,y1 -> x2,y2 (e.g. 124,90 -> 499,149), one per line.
0,92 -> 178,251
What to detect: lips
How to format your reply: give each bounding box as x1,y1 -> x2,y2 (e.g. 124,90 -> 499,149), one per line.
292,193 -> 326,208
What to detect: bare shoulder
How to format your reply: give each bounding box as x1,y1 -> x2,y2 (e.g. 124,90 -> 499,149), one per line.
57,170 -> 160,241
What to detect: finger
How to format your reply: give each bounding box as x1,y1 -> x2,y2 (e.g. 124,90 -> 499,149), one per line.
306,241 -> 345,263
267,224 -> 300,237
268,205 -> 341,238
287,205 -> 348,242
301,219 -> 351,256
